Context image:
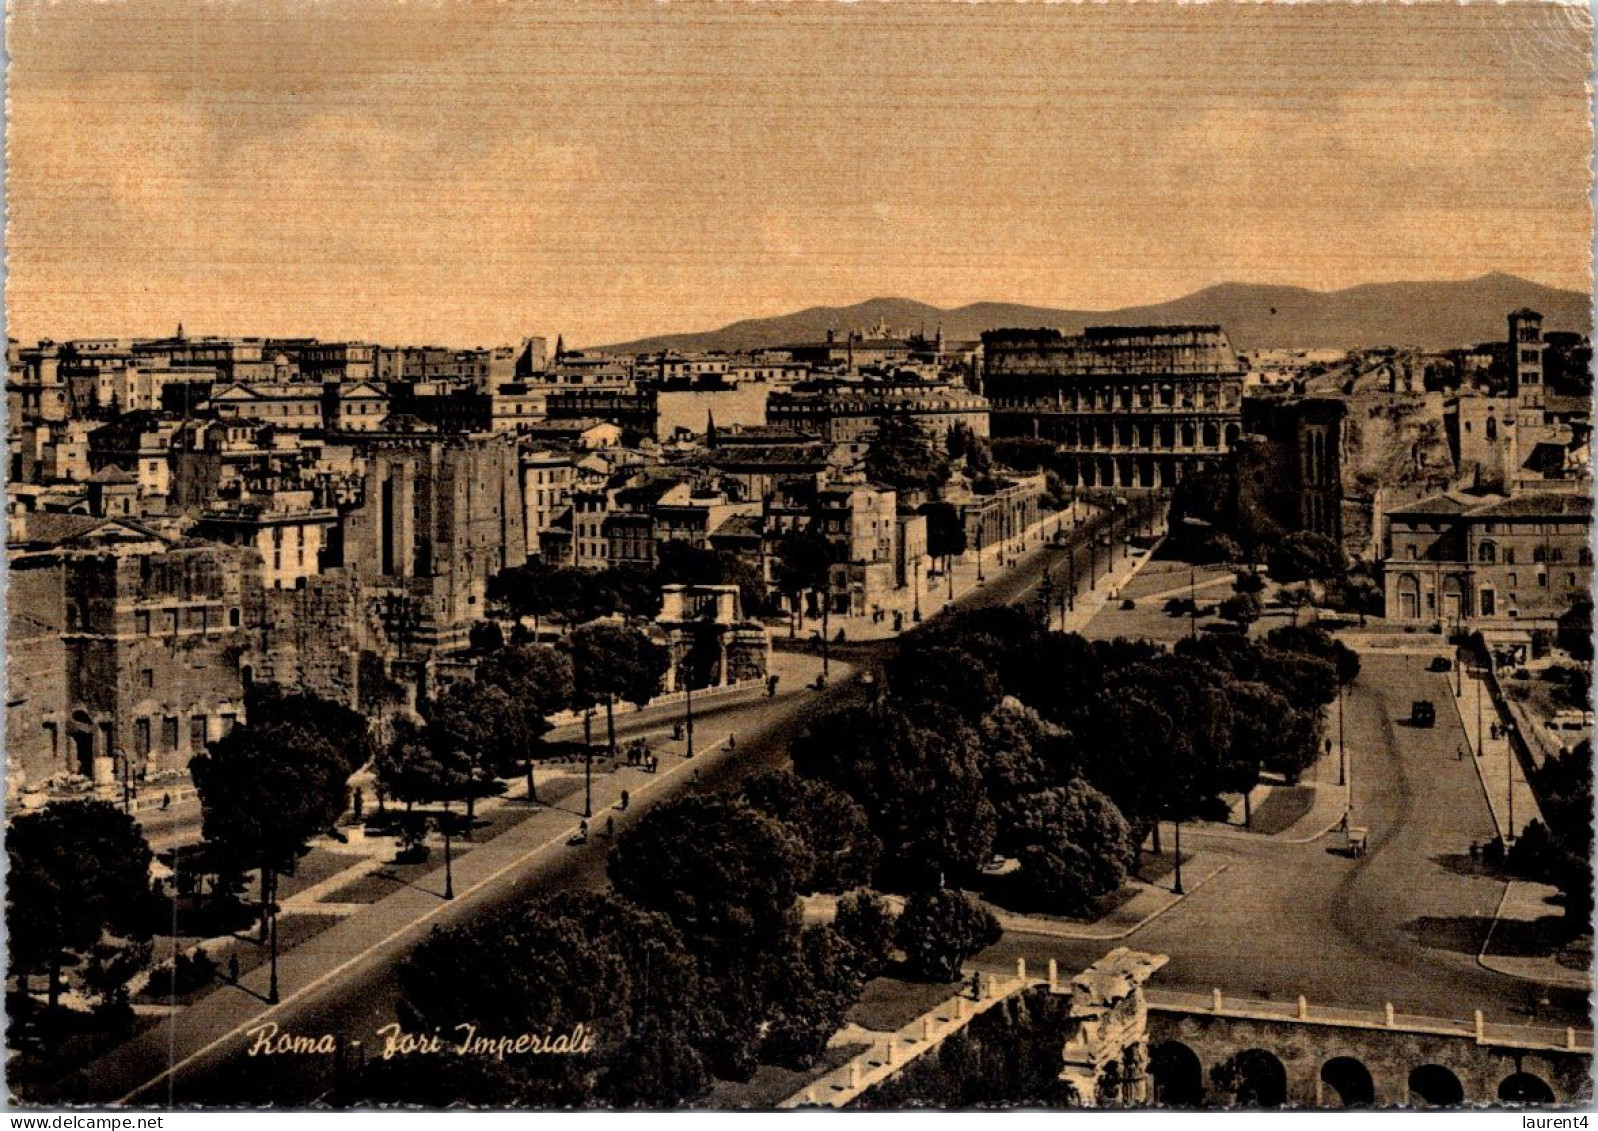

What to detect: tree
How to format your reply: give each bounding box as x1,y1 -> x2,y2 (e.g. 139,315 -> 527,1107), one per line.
476,644 -> 575,800
1557,598 -> 1593,664
772,527 -> 835,638
423,681 -> 517,820
831,890 -> 898,983
792,702 -> 997,890
608,793 -> 812,1079
739,770 -> 880,894
1266,624 -> 1360,685
566,623 -> 670,764
1218,592 -> 1262,633
895,889 -> 1001,983
759,923 -> 869,1069
888,640 -> 1004,722
244,685 -> 374,774
864,414 -> 951,494
6,801 -> 158,1018
191,715 -> 354,941
1267,531 -> 1346,585
382,891 -> 711,1106
1004,781 -> 1135,916
608,793 -> 810,973
374,722 -> 449,812
976,697 -> 1067,806
468,620 -> 505,653
921,501 -> 968,597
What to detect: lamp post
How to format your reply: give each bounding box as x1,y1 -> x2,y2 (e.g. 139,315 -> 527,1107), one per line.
266,895 -> 280,1004
441,815 -> 456,901
1337,682 -> 1346,786
977,526 -> 986,583
1067,550 -> 1076,613
912,557 -> 922,623
1189,566 -> 1198,640
1172,817 -> 1185,895
683,643 -> 695,760
113,747 -> 134,814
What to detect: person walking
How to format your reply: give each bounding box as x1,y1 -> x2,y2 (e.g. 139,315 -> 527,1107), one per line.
605,816 -> 615,839
228,954 -> 240,985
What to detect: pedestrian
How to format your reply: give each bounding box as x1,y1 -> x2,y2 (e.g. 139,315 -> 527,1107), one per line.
1457,744 -> 1465,761
727,734 -> 736,750
1339,811 -> 1349,834
578,819 -> 589,842
620,789 -> 630,811
970,971 -> 982,1001
606,816 -> 615,838
161,792 -> 171,811
352,787 -> 364,822
228,954 -> 240,985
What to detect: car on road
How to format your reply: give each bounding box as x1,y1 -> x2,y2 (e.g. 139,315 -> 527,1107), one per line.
1410,700 -> 1436,727
1427,657 -> 1452,672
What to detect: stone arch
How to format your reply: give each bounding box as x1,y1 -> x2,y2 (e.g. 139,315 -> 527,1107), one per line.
1408,1064 -> 1464,1107
1214,1048 -> 1287,1108
1149,1040 -> 1204,1107
1499,1072 -> 1555,1104
1202,421 -> 1220,449
1181,422 -> 1196,449
1320,1056 -> 1376,1107
1224,423 -> 1241,447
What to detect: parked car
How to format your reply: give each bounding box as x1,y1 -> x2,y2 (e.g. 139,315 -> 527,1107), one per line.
1427,657 -> 1452,673
1411,700 -> 1436,728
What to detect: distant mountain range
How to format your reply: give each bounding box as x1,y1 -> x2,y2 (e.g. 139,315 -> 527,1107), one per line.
596,273 -> 1591,355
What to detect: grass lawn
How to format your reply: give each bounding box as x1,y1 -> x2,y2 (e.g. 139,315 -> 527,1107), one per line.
1245,785 -> 1316,836
135,912 -> 344,1006
705,1042 -> 870,1108
318,844 -> 480,905
272,848 -> 365,900
847,975 -> 961,1034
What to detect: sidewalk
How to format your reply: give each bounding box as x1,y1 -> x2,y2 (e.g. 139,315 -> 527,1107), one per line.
1451,665 -> 1542,842
990,850 -> 1229,941
57,652 -> 833,1106
1053,534 -> 1166,635
819,503 -> 1094,643
780,967 -> 1034,1108
1478,880 -> 1592,992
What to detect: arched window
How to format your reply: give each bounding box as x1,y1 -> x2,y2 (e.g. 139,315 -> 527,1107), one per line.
1479,541 -> 1497,564
1533,547 -> 1546,564
1486,417 -> 1498,441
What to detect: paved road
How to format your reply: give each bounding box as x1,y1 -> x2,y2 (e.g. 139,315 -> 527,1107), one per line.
61,504 -> 1583,1107
75,511 -> 1147,1107
974,651 -> 1588,1031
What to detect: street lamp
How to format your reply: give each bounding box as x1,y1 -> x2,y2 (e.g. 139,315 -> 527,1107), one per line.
440,814 -> 456,901
1337,682 -> 1346,786
1067,549 -> 1076,613
912,556 -> 922,623
683,642 -> 695,760
1172,817 -> 1185,895
266,895 -> 280,1004
977,526 -> 986,583
581,708 -> 594,818
112,746 -> 135,814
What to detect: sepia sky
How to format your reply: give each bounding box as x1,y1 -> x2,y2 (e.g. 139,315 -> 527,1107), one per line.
6,0 -> 1593,348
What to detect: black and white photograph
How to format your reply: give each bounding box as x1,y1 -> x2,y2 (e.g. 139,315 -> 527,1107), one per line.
2,0 -> 1594,1113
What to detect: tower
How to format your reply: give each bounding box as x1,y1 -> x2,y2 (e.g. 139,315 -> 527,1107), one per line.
1508,308 -> 1545,413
